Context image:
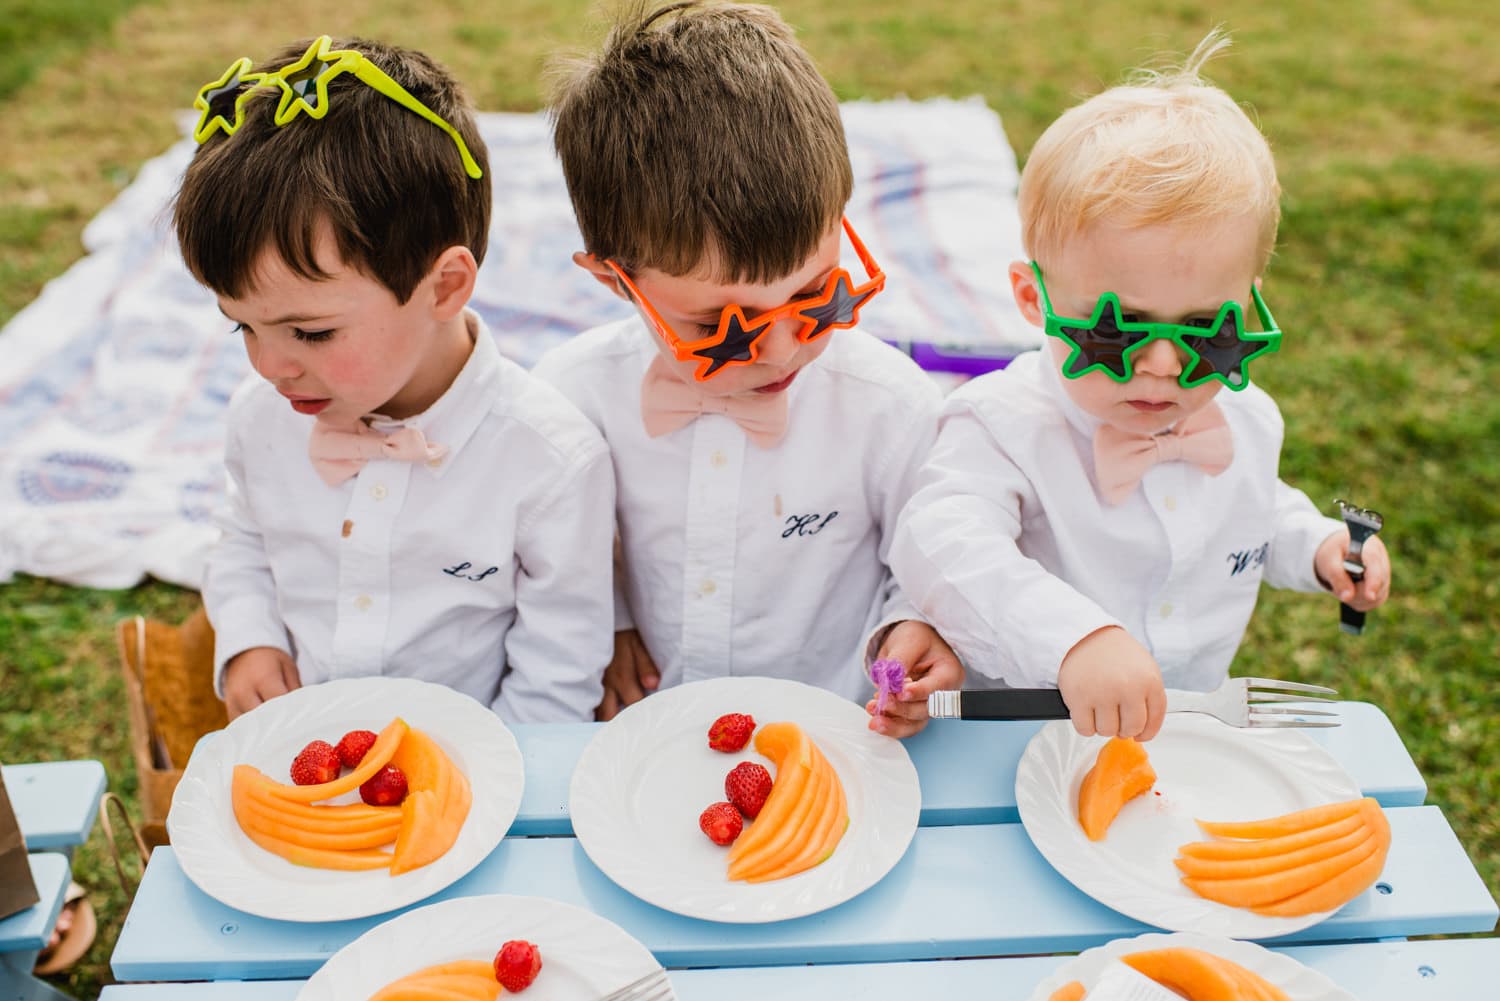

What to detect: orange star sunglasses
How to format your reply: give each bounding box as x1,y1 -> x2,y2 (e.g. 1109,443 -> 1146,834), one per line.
604,217 -> 886,381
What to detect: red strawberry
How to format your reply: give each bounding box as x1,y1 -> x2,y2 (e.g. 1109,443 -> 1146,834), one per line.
707,713 -> 756,753
699,801 -> 743,846
492,939 -> 542,992
358,765 -> 408,806
724,761 -> 773,819
334,729 -> 379,769
289,740 -> 341,786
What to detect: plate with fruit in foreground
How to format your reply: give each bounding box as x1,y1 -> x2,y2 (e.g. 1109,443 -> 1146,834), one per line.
1015,715 -> 1371,939
1026,930 -> 1354,1001
298,893 -> 671,1001
569,676 -> 920,923
170,676 -> 523,921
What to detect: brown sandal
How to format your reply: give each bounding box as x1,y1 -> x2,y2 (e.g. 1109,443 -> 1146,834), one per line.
32,880 -> 97,976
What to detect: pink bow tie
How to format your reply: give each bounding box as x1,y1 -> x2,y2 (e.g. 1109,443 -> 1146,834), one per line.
307,419 -> 448,487
1093,401 -> 1234,505
639,355 -> 789,449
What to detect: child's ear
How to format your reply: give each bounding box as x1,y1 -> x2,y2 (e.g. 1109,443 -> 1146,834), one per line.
574,252 -> 630,301
428,246 -> 478,321
1009,261 -> 1044,328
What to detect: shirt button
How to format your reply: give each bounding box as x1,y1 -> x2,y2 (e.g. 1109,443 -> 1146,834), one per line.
699,579 -> 717,596
355,595 -> 373,611
710,450 -> 727,469
426,457 -> 443,469
1164,495 -> 1177,511
370,484 -> 388,501
1160,602 -> 1174,618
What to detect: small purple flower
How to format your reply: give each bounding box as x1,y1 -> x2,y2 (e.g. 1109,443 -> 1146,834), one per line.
870,658 -> 906,714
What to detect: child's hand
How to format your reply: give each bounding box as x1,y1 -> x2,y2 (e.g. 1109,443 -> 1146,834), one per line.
1057,626 -> 1166,741
1315,531 -> 1391,612
222,646 -> 301,721
596,629 -> 661,721
864,621 -> 965,738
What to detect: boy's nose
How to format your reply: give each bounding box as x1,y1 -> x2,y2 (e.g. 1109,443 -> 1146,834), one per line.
754,319 -> 803,367
247,337 -> 302,382
1131,336 -> 1186,379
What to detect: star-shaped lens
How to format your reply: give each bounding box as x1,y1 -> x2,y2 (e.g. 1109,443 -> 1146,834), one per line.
1063,298 -> 1141,380
1181,308 -> 1259,388
690,312 -> 767,378
796,273 -> 880,340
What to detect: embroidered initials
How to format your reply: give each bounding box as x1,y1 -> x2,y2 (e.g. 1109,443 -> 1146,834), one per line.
782,511 -> 839,538
444,561 -> 499,582
1226,542 -> 1270,577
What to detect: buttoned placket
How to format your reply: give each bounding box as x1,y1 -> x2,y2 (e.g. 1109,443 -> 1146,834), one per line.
1141,461 -> 1203,667
330,457 -> 414,675
678,416 -> 745,682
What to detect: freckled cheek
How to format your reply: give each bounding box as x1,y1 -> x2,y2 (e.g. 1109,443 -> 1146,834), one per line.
319,351 -> 387,393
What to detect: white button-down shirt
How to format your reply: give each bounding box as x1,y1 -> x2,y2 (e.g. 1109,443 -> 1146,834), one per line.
204,312 -> 615,722
533,319 -> 942,702
891,349 -> 1343,692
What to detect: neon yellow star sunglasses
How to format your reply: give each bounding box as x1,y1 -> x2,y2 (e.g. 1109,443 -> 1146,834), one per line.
192,35 -> 483,180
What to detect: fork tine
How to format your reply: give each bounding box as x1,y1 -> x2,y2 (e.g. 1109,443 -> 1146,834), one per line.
1248,705 -> 1340,718
598,968 -> 675,1001
1245,691 -> 1337,704
1248,718 -> 1341,728
1240,677 -> 1338,695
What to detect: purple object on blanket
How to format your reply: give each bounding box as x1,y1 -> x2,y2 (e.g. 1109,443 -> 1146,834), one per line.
870,658 -> 906,714
883,339 -> 1023,376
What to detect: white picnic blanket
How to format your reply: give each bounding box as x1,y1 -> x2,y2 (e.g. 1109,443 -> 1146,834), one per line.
0,98 -> 1034,590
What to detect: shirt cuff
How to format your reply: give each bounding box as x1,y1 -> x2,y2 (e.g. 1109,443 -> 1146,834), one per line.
1278,513 -> 1347,593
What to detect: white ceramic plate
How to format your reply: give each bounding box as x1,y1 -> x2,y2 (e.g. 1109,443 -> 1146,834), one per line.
1026,931 -> 1356,1000
169,676 -> 523,921
1015,715 -> 1362,938
297,894 -> 671,1000
570,676 -> 920,923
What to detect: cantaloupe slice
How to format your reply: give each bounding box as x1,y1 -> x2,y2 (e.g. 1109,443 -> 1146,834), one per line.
1047,983 -> 1086,1001
1251,805 -> 1391,916
265,718 -> 409,803
1077,737 -> 1156,841
729,748 -> 830,880
1179,798 -> 1391,916
734,741 -> 844,882
1178,811 -> 1364,861
726,723 -> 813,867
367,960 -> 501,1001
239,824 -> 393,870
1173,822 -> 1371,880
1121,947 -> 1289,1000
1195,797 -> 1363,839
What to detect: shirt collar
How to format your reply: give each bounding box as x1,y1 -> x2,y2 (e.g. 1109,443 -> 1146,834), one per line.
367,309 -> 497,479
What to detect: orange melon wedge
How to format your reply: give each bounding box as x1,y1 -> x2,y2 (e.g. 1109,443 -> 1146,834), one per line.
266,718 -> 409,803
1122,947 -> 1290,1001
1047,984 -> 1087,1001
1076,737 -> 1156,841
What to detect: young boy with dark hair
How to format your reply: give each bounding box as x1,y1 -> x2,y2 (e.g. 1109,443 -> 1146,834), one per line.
176,35 -> 614,722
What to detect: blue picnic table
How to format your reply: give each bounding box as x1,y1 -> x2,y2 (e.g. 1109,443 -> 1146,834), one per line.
103,702 -> 1499,999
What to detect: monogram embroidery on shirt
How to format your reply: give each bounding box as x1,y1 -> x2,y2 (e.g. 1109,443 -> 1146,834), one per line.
1226,542 -> 1270,577
444,560 -> 499,582
782,511 -> 839,538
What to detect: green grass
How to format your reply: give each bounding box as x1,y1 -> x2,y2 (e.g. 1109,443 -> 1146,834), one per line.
0,0 -> 155,99
1,1 -> 1496,996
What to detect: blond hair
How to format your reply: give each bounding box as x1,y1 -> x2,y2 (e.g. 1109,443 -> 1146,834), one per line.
548,1 -> 851,283
1018,31 -> 1280,273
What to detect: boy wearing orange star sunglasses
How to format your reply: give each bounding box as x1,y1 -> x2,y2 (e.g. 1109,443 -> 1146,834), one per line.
890,33 -> 1392,741
534,1 -> 962,733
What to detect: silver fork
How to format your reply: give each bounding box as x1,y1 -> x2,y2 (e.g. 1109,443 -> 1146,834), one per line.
927,676 -> 1340,728
596,967 -> 675,1001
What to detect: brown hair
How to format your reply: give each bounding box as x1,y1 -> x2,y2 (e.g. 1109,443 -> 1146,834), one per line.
174,36 -> 490,303
548,1 -> 852,284
1018,31 -> 1281,274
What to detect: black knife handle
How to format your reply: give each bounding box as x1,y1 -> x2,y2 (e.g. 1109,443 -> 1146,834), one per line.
958,688 -> 1071,720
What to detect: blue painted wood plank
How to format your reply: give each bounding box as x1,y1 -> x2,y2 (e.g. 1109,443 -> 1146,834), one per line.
97,938 -> 1500,1000
0,853 -> 70,954
4,761 -> 107,851
110,805 -> 1496,983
